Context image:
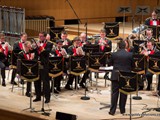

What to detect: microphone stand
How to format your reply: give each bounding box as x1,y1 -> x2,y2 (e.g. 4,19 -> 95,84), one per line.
81,22 -> 90,100
34,49 -> 52,116
66,0 -> 82,36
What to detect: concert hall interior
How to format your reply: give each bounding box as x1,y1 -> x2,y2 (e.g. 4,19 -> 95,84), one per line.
1,0 -> 160,120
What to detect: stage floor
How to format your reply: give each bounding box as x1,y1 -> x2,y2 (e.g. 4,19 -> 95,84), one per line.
1,70 -> 160,120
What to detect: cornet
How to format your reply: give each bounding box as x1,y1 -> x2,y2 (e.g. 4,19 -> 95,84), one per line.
76,47 -> 85,55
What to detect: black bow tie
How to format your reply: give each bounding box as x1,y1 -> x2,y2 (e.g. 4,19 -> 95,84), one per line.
1,42 -> 5,44
40,41 -> 45,43
153,19 -> 157,21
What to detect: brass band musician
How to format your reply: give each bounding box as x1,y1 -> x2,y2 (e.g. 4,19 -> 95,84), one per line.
50,39 -> 68,93
11,32 -> 27,85
0,33 -> 11,86
33,32 -> 53,103
141,40 -> 159,90
95,29 -> 112,52
65,37 -> 85,90
18,41 -> 38,97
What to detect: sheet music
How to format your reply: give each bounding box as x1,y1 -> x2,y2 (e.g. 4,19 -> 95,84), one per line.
99,66 -> 113,71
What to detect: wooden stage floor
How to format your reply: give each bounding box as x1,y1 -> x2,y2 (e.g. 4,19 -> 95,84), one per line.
1,71 -> 160,120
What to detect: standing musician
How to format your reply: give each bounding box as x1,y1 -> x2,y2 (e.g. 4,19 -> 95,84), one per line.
145,10 -> 160,26
108,40 -> 133,115
79,32 -> 90,46
60,31 -> 72,51
11,32 -> 27,85
141,40 -> 159,90
18,41 -> 38,97
50,39 -> 68,93
33,31 -> 53,104
95,29 -> 112,52
65,37 -> 85,90
0,33 -> 11,86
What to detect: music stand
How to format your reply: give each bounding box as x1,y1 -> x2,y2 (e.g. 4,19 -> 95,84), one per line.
49,27 -> 64,42
148,54 -> 160,112
83,44 -> 99,54
10,50 -> 24,94
103,22 -> 119,38
135,6 -> 150,24
132,40 -> 147,54
119,71 -> 138,120
132,54 -> 146,100
48,56 -> 63,98
118,6 -> 131,38
88,52 -> 106,94
18,59 -> 39,112
69,55 -> 86,95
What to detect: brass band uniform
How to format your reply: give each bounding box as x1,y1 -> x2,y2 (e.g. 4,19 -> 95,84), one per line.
11,33 -> 27,85
33,32 -> 53,104
0,33 -> 11,86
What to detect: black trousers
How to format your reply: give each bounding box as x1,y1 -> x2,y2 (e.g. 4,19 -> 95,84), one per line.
1,67 -> 6,81
34,68 -> 50,100
110,80 -> 127,114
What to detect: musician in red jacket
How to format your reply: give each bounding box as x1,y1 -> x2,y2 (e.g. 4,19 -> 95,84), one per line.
145,10 -> 160,26
18,41 -> 38,97
141,40 -> 158,90
65,37 -> 85,90
11,32 -> 27,85
0,33 -> 11,86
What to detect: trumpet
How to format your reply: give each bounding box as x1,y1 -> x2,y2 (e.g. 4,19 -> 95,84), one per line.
60,48 -> 68,57
76,47 -> 85,55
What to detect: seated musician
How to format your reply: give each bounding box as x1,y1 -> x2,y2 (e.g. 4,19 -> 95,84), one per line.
144,28 -> 156,41
65,37 -> 85,90
95,29 -> 112,52
141,40 -> 159,90
18,41 -> 38,97
50,39 -> 68,93
11,32 -> 27,85
145,10 -> 160,26
0,33 -> 11,86
60,31 -> 72,52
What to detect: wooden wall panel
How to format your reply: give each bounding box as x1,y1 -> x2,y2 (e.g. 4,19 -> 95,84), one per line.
0,0 -> 159,25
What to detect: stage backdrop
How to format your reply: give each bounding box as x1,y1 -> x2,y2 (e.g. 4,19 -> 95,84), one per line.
0,0 -> 158,25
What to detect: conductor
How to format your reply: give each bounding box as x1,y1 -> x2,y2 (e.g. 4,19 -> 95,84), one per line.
108,40 -> 133,115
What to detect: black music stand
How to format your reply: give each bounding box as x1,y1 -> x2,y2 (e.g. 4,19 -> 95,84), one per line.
103,22 -> 119,38
119,71 -> 138,120
132,54 -> 146,100
132,40 -> 147,54
70,55 -> 86,96
83,44 -> 99,54
148,54 -> 160,112
135,6 -> 150,24
49,27 -> 64,42
19,59 -> 39,112
48,56 -> 64,98
10,50 -> 24,94
88,52 -> 106,94
118,6 -> 131,38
